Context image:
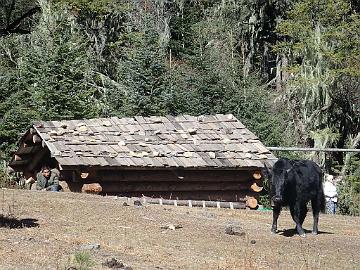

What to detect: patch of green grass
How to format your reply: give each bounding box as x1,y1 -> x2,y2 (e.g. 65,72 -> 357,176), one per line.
63,251 -> 94,270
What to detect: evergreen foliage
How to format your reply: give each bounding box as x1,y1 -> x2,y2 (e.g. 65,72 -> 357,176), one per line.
275,0 -> 359,150
338,156 -> 360,215
0,0 -> 359,213
0,1 -> 99,154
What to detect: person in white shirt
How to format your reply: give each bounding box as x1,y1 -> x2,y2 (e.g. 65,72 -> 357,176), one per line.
323,174 -> 338,214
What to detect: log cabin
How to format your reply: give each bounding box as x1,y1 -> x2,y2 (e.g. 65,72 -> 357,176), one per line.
9,114 -> 277,209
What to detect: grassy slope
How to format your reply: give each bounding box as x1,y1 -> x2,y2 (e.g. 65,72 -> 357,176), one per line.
0,189 -> 359,270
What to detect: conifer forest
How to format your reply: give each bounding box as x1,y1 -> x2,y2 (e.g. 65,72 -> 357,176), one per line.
0,0 -> 359,214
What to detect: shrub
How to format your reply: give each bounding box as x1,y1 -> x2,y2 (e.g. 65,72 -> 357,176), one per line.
337,157 -> 360,216
338,180 -> 360,216
73,251 -> 94,270
258,177 -> 271,209
0,162 -> 12,188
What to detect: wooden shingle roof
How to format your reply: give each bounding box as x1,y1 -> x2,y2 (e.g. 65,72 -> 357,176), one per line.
31,114 -> 276,169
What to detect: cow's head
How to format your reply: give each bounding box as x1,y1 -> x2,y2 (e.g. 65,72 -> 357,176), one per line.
270,159 -> 292,206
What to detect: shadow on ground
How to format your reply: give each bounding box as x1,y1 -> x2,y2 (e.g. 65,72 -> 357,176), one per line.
0,215 -> 39,229
278,228 -> 334,237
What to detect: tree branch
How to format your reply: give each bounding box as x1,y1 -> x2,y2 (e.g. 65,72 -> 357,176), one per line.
6,0 -> 16,27
0,6 -> 41,37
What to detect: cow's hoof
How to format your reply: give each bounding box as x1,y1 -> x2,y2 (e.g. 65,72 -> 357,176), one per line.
299,233 -> 306,238
271,230 -> 277,234
312,231 -> 318,235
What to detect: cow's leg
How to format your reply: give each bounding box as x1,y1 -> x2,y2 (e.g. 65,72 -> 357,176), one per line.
291,203 -> 306,237
271,206 -> 281,233
289,206 -> 297,231
311,198 -> 320,235
299,204 -> 307,225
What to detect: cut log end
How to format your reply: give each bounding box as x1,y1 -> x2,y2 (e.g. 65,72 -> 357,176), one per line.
252,171 -> 262,180
246,197 -> 258,209
33,134 -> 42,144
80,172 -> 90,179
29,127 -> 37,135
25,177 -> 35,184
250,182 -> 263,192
82,183 -> 102,194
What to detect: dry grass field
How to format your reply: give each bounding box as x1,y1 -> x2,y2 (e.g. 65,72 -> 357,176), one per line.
0,188 -> 359,270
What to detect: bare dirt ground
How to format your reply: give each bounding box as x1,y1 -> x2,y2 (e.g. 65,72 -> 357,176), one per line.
0,189 -> 359,270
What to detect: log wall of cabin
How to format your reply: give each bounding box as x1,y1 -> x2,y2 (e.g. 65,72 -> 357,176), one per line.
59,168 -> 264,206
9,127 -> 60,172
10,131 -> 56,179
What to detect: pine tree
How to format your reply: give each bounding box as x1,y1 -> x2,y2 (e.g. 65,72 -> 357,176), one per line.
0,1 -> 99,155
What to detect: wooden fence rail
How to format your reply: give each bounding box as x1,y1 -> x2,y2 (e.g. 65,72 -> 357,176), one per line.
267,147 -> 360,153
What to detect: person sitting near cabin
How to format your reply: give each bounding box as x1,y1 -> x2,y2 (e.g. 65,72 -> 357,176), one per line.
324,173 -> 338,214
36,165 -> 60,191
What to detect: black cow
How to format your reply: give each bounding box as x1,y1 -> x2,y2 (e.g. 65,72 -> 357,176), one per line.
265,158 -> 325,237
